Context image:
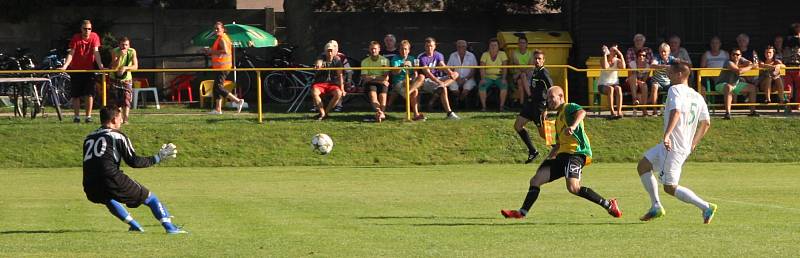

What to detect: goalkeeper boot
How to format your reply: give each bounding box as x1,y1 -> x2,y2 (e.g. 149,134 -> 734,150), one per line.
607,198 -> 622,218
128,225 -> 145,232
639,206 -> 666,221
164,223 -> 188,234
703,203 -> 718,224
500,209 -> 525,219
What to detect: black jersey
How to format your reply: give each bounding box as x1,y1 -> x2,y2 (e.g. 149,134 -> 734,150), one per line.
82,127 -> 156,207
529,66 -> 554,106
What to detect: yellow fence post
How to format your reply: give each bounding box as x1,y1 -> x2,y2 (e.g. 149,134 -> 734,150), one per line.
563,67 -> 569,103
102,73 -> 107,107
405,71 -> 411,121
257,71 -> 263,124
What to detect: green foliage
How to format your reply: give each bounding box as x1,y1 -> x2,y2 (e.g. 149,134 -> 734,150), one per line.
1,110 -> 798,168
311,0 -> 562,13
0,164 -> 797,256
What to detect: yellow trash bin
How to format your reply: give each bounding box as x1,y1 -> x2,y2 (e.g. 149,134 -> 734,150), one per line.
498,31 -> 572,88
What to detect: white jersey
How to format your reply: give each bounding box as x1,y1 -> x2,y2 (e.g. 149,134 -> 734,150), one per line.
662,84 -> 709,154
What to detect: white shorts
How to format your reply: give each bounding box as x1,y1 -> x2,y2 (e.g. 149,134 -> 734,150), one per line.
448,78 -> 476,92
421,77 -> 450,94
644,143 -> 690,185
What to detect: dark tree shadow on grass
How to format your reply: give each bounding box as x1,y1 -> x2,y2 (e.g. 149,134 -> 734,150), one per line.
0,229 -> 105,234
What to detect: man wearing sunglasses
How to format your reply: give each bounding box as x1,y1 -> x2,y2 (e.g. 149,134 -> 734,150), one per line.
60,20 -> 105,123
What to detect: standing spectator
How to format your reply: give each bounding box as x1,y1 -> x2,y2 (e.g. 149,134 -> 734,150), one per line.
511,36 -> 534,107
417,37 -> 460,120
380,34 -> 399,60
108,37 -> 138,124
785,23 -> 800,109
310,42 -> 345,120
700,36 -> 729,69
715,48 -> 759,119
514,50 -> 553,164
668,35 -> 692,66
627,48 -> 652,116
626,34 -> 654,65
598,44 -> 626,119
757,46 -> 785,104
388,40 -> 425,120
204,21 -> 245,115
59,20 -> 105,123
478,38 -> 509,111
648,43 -> 678,116
361,41 -> 391,122
446,40 -> 478,106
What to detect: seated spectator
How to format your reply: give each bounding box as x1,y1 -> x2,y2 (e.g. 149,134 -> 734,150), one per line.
598,43 -> 626,119
417,37 -> 460,120
312,40 -> 351,113
785,23 -> 800,109
626,34 -> 654,65
700,36 -> 729,69
446,40 -> 478,106
380,34 -> 399,60
757,46 -> 785,104
627,48 -> 651,116
478,38 -> 509,111
388,40 -> 425,120
361,41 -> 391,122
716,48 -> 758,119
668,34 -> 692,67
648,43 -> 678,116
773,35 -> 785,61
510,36 -> 534,106
736,33 -> 755,62
310,42 -> 345,120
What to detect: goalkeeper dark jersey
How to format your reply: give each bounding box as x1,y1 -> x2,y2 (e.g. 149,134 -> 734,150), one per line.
82,127 -> 156,207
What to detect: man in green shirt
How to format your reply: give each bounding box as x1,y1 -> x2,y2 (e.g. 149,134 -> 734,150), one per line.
361,41 -> 390,122
109,37 -> 137,124
501,86 -> 622,219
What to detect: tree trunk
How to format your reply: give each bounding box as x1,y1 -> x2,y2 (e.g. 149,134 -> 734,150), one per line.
284,0 -> 315,64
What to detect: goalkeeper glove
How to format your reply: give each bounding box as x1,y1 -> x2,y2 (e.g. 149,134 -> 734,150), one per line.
155,143 -> 177,163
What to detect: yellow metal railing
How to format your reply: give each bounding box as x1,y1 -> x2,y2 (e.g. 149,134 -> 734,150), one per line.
2,65 -> 797,123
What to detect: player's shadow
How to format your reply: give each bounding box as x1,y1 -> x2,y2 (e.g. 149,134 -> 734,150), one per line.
0,229 -> 101,234
407,221 -> 643,227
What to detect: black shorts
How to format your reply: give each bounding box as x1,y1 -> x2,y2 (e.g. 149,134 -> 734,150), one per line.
519,100 -> 546,127
365,81 -> 388,93
213,71 -> 230,99
540,153 -> 587,182
84,175 -> 150,208
69,73 -> 96,98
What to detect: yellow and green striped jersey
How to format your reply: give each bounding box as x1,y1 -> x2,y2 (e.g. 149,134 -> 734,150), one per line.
555,103 -> 592,165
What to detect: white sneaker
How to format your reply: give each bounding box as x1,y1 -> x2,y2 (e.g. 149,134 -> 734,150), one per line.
208,110 -> 222,115
446,111 -> 460,120
236,99 -> 245,113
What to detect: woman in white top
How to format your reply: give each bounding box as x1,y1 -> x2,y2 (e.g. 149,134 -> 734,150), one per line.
599,44 -> 626,119
700,36 -> 729,68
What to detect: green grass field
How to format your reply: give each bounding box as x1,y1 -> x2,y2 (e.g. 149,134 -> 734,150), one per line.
1,164 -> 798,257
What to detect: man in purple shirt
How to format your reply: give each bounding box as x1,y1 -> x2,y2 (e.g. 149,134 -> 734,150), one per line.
416,37 -> 460,120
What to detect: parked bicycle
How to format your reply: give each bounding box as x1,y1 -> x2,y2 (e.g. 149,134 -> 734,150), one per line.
261,46 -> 314,104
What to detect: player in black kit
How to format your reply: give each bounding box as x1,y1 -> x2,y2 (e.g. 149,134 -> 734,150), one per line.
513,50 -> 553,164
82,106 -> 186,234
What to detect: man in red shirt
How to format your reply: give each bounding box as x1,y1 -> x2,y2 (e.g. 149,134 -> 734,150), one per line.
60,20 -> 105,123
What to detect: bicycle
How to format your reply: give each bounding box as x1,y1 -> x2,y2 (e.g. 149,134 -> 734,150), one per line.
261,46 -> 314,105
0,48 -> 61,120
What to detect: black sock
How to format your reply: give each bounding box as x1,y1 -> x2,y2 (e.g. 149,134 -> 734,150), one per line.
578,187 -> 610,209
517,128 -> 537,154
520,186 -> 541,215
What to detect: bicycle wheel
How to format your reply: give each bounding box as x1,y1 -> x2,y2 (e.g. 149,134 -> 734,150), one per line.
264,73 -> 299,104
235,60 -> 255,99
49,74 -> 70,107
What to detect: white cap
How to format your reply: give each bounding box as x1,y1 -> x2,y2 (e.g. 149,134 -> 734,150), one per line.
324,42 -> 335,50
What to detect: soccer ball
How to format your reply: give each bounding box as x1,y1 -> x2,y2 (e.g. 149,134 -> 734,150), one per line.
311,133 -> 333,155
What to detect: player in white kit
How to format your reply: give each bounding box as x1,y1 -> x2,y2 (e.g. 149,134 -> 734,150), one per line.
636,62 -> 718,224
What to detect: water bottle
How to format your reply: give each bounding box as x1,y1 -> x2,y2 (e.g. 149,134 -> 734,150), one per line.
752,50 -> 759,64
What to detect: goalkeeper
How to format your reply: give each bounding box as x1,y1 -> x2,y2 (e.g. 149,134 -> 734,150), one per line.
82,106 -> 185,234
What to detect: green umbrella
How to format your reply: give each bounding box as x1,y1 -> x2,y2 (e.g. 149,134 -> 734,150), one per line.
191,23 -> 278,48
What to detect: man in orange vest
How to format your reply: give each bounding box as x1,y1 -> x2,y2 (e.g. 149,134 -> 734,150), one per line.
206,21 -> 245,114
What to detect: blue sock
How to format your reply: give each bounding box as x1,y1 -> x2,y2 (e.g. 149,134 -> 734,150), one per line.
144,193 -> 177,231
105,199 -> 142,230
